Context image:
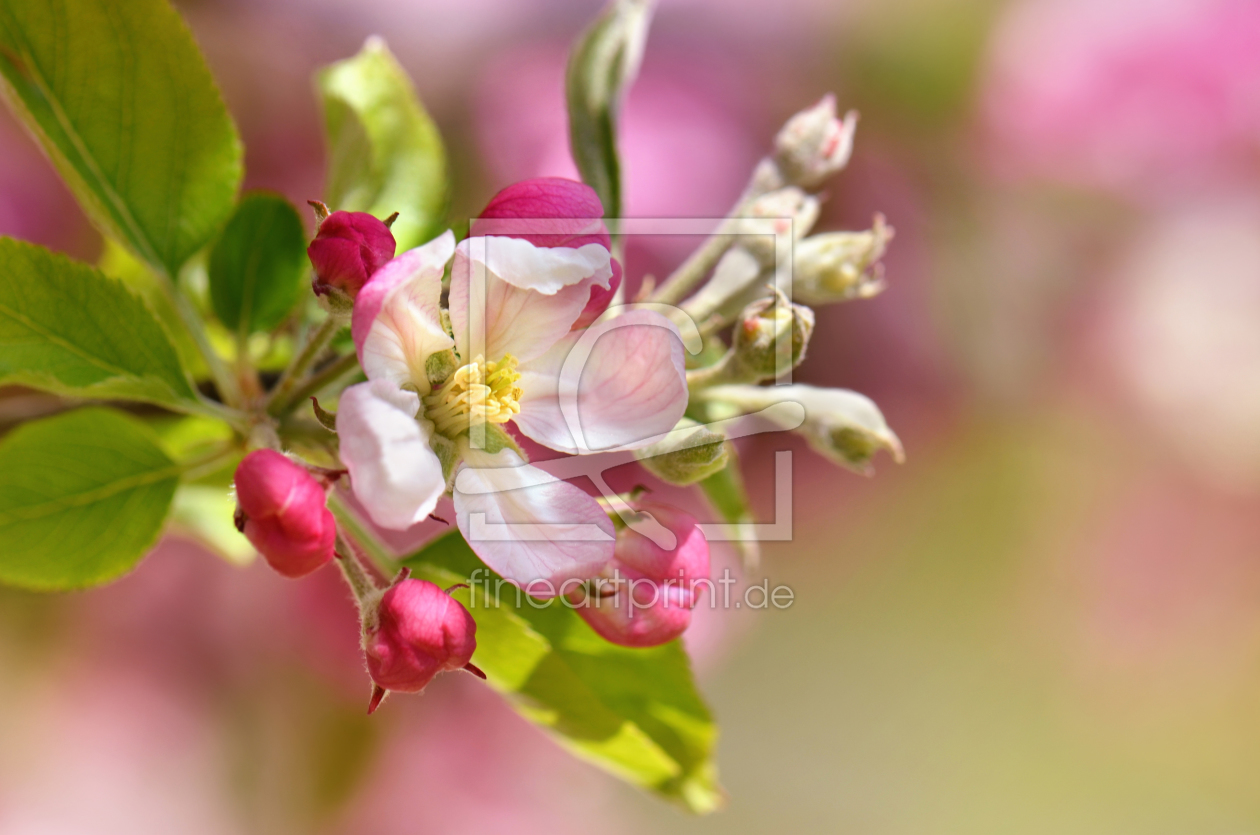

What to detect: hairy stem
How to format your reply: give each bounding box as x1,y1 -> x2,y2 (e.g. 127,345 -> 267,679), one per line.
273,351 -> 360,418
265,315 -> 343,416
328,490 -> 399,578
651,159 -> 784,306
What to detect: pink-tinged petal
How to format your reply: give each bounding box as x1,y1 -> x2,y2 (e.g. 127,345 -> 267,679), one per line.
571,500 -> 710,648
336,381 -> 446,530
449,245 -> 605,363
452,446 -> 614,593
514,309 -> 689,454
351,231 -> 455,390
474,177 -> 610,250
571,258 -> 623,331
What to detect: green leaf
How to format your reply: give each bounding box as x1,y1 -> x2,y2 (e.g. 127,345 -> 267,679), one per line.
98,238 -> 208,378
565,0 -> 654,219
0,0 -> 243,277
318,37 -> 447,252
0,237 -> 197,408
0,407 -> 182,591
208,192 -> 309,336
403,531 -> 723,813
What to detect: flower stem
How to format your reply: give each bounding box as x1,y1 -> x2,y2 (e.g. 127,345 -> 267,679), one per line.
159,275 -> 243,408
328,490 -> 399,578
178,443 -> 238,482
336,532 -> 382,605
272,351 -> 361,419
651,159 -> 784,306
265,315 -> 344,416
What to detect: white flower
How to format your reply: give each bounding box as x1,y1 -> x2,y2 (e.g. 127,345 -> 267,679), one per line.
336,232 -> 689,590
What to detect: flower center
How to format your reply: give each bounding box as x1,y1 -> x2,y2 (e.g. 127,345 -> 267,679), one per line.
422,354 -> 523,437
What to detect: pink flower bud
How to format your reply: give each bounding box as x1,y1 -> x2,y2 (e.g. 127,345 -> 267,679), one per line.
364,578 -> 479,712
476,177 -> 621,327
573,501 -> 710,648
307,211 -> 397,300
234,450 -> 336,579
477,177 -> 610,249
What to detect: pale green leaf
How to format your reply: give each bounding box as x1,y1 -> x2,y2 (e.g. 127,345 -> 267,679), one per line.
403,531 -> 723,813
208,192 -> 309,336
0,0 -> 243,277
318,37 -> 447,251
0,237 -> 197,408
0,407 -> 181,591
565,0 -> 654,219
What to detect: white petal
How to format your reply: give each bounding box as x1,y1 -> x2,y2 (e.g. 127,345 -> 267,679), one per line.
461,235 -> 611,294
514,309 -> 689,454
450,241 -> 604,362
453,446 -> 614,593
336,381 -> 446,530
351,231 -> 455,390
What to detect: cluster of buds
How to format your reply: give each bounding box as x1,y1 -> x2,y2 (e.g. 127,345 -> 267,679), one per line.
673,92 -> 900,479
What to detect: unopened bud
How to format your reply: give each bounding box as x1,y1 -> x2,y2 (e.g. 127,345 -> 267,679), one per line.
364,576 -> 480,713
737,187 -> 820,268
705,383 -> 903,474
572,501 -> 710,648
233,450 -> 336,578
731,290 -> 815,379
307,209 -> 397,305
773,95 -> 857,188
635,419 -> 729,485
794,215 -> 893,304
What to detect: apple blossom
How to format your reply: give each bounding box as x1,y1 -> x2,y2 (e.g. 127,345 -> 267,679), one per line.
233,450 -> 336,578
336,207 -> 689,591
571,500 -> 710,648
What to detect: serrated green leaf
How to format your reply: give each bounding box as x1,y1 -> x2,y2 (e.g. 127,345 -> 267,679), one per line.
0,407 -> 181,591
0,0 -> 243,277
0,237 -> 197,408
318,37 -> 447,252
403,531 -> 723,813
208,192 -> 309,336
98,238 -> 208,379
565,0 -> 654,219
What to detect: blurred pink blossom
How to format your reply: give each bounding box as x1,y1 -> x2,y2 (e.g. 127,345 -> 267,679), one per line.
982,0 -> 1260,199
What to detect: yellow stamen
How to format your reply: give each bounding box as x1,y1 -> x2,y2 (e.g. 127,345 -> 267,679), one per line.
422,354 -> 523,437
